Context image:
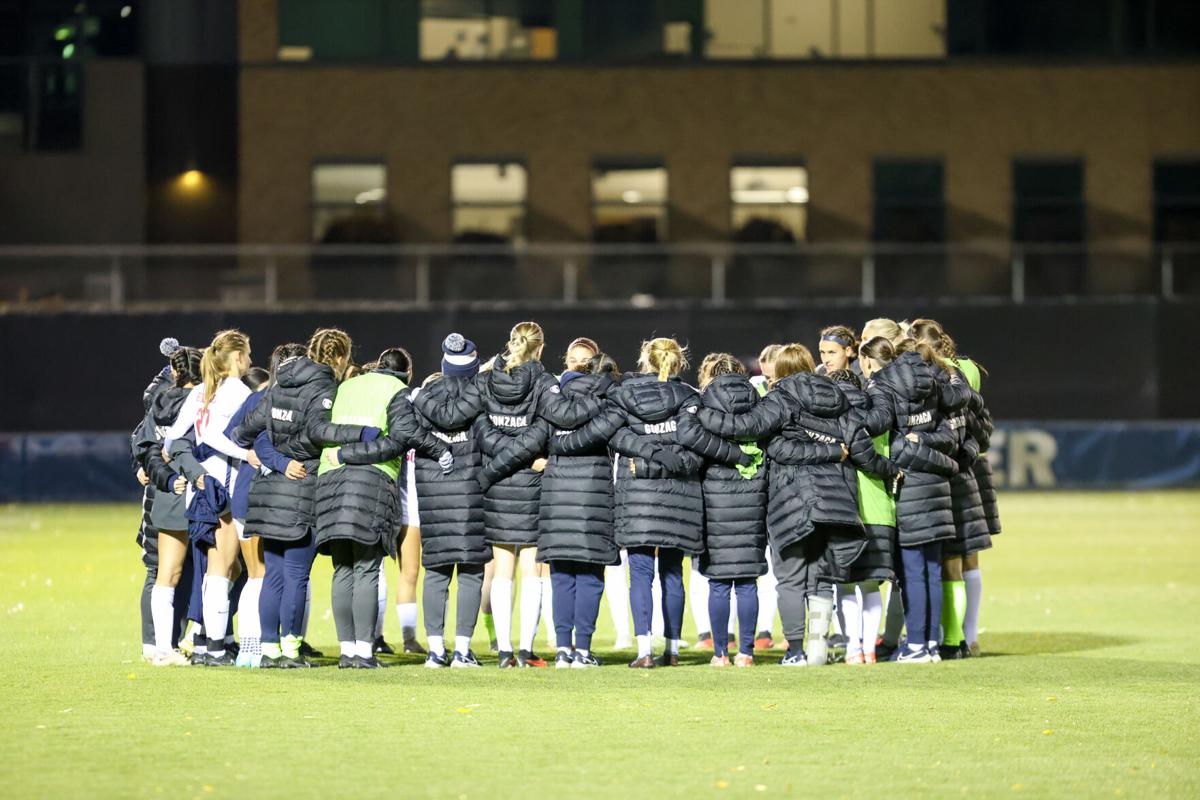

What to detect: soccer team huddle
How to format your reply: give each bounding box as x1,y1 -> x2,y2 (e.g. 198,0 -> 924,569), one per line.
131,315 -> 1000,671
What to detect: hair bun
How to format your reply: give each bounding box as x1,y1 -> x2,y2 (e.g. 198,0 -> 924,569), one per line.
159,337 -> 181,357
444,333 -> 466,353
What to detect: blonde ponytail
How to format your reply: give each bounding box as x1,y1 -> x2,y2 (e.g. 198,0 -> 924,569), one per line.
638,337 -> 688,382
201,329 -> 251,408
503,321 -> 544,373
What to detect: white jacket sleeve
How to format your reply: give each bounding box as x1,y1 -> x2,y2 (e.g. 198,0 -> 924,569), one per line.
197,379 -> 252,461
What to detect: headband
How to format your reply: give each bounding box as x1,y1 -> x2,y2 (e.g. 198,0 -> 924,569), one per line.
821,334 -> 852,348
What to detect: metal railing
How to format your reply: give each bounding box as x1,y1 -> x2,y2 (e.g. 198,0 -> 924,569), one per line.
0,241 -> 1196,311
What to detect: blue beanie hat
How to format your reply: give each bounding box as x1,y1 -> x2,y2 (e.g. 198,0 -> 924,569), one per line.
441,333 -> 479,378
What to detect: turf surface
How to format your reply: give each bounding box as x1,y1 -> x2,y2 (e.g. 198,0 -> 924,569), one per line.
1,492 -> 1197,798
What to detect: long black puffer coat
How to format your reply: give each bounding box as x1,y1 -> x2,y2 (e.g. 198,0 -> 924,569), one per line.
863,352 -> 959,548
562,373 -> 749,556
972,405 -> 1002,535
840,382 -> 902,582
233,356 -> 366,542
938,367 -> 991,557
535,371 -> 622,566
694,374 -> 768,581
315,369 -> 449,556
696,372 -> 866,584
408,377 -> 491,568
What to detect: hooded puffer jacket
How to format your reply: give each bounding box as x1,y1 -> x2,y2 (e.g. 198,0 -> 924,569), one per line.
568,373 -> 749,555
694,374 -> 769,581
137,384 -> 193,530
408,377 -> 491,568
862,351 -> 958,547
937,366 -> 991,557
972,406 -> 1001,535
695,373 -> 865,584
232,356 -> 366,542
315,369 -> 448,556
840,382 -> 901,582
475,358 -> 555,546
535,371 -> 622,566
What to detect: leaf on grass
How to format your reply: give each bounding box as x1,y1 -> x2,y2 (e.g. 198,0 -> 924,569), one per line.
126,673 -> 136,680
755,785 -> 767,792
760,703 -> 777,711
1043,730 -> 1053,736
456,707 -> 472,714
715,780 -> 728,789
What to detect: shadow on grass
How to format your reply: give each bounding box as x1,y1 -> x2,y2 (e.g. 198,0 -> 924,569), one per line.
981,631 -> 1136,657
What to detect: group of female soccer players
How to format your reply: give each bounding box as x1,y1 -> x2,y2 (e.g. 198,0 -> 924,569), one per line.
130,316 -> 999,669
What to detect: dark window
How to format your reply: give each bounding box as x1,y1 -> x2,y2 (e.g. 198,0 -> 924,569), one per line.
1155,160 -> 1200,295
1013,159 -> 1086,296
873,159 -> 945,298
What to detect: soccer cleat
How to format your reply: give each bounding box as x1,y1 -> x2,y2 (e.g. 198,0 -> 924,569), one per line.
259,654 -> 285,669
373,637 -> 395,655
402,639 -> 427,655
827,633 -> 849,651
572,652 -> 601,668
710,655 -> 731,668
554,651 -> 574,669
754,633 -> 776,651
628,655 -> 655,669
940,643 -> 965,661
281,655 -> 315,669
234,650 -> 259,669
203,650 -> 236,667
298,641 -> 323,659
226,641 -> 240,658
516,650 -> 548,668
654,652 -> 680,667
496,651 -> 517,669
875,639 -> 898,661
845,651 -> 866,665
896,646 -> 932,664
960,641 -> 972,659
189,651 -> 208,666
351,655 -> 381,669
151,650 -> 190,667
695,632 -> 714,651
424,652 -> 449,669
780,649 -> 808,667
338,655 -> 354,669
734,653 -> 754,668
451,651 -> 482,669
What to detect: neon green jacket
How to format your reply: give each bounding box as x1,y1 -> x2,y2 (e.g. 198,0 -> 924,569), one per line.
318,372 -> 405,480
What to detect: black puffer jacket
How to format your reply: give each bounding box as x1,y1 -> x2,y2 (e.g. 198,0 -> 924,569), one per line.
536,372 -> 622,566
315,370 -> 449,555
141,386 -> 193,493
696,373 -> 865,581
563,373 -> 747,555
971,405 -> 1002,536
233,357 -> 366,542
863,352 -> 958,547
694,374 -> 768,581
409,377 -> 491,568
939,367 -> 991,556
475,359 -> 554,546
840,382 -> 901,582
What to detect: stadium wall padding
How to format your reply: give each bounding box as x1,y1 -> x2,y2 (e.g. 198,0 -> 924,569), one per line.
2,299 -> 1195,432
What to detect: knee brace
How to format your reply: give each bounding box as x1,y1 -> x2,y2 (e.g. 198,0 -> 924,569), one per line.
805,593 -> 835,666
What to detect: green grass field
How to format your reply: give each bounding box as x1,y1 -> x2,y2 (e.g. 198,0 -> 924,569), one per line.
1,493 -> 1198,798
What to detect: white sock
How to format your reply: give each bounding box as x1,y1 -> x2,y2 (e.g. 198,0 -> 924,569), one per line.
689,567 -> 710,634
374,563 -> 388,640
862,590 -> 883,655
651,569 -> 664,637
963,568 -> 983,644
237,578 -> 263,640
302,581 -> 312,638
668,638 -> 682,655
540,576 -> 555,647
557,645 -> 571,655
636,633 -> 652,658
757,551 -> 778,634
396,602 -> 418,641
150,585 -> 175,654
202,576 -> 232,655
454,635 -> 471,656
605,560 -> 631,643
518,577 -> 542,652
428,635 -> 445,657
839,586 -> 863,654
340,641 -> 354,658
142,643 -> 156,659
577,648 -> 589,658
491,577 -> 513,651
355,640 -> 373,659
